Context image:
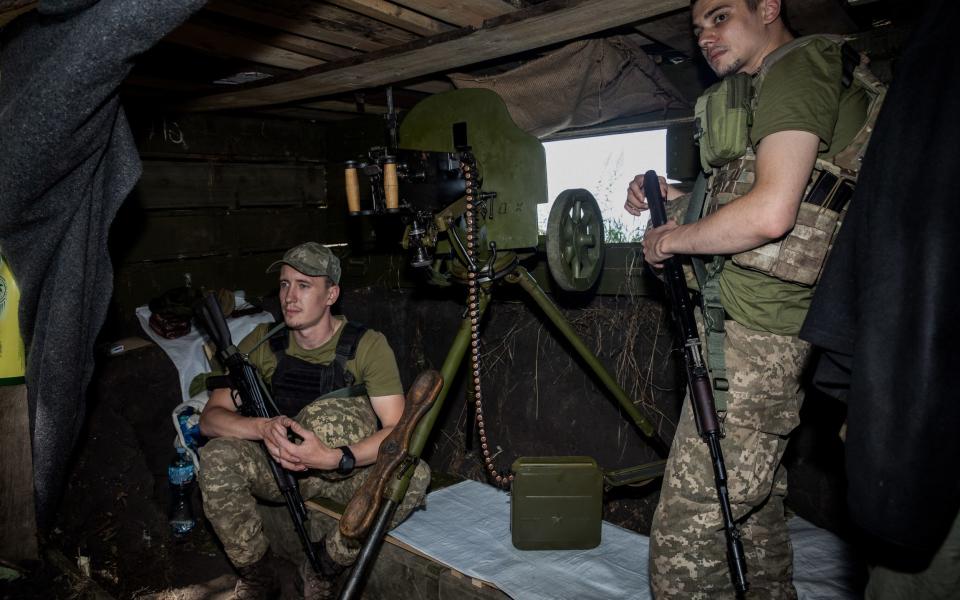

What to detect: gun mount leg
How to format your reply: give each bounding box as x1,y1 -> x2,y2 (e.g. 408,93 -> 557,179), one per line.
338,499 -> 397,600
505,266 -> 662,445
407,289 -> 491,460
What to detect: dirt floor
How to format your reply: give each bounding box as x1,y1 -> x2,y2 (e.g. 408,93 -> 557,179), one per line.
1,345 -> 241,600
0,292 -> 852,600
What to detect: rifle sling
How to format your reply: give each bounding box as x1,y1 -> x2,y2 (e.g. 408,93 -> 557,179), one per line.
686,172 -> 730,411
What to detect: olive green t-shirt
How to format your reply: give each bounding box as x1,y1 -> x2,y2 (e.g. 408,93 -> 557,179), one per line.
239,315 -> 404,398
718,38 -> 870,335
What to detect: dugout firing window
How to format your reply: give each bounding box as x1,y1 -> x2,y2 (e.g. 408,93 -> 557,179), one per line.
539,129 -> 673,243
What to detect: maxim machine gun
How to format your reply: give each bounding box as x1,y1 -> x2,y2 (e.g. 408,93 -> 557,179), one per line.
337,89 -> 667,598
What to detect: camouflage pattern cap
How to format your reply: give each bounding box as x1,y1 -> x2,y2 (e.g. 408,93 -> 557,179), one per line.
266,242 -> 341,284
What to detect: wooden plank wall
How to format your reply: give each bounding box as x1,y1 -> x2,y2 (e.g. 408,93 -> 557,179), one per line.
107,112 -> 339,336
106,109 -> 653,337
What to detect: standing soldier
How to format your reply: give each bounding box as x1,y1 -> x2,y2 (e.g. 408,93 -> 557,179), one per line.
626,0 -> 879,596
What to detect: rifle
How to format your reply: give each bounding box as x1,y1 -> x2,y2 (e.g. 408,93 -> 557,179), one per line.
196,292 -> 324,575
643,171 -> 749,595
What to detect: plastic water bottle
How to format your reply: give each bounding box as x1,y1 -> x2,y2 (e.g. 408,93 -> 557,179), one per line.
168,447 -> 197,537
177,408 -> 201,452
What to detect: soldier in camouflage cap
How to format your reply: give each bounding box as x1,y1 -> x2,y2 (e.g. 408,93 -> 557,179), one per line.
266,241 -> 342,285
198,242 -> 430,600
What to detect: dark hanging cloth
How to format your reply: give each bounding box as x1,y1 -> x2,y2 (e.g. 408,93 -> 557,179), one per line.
799,0 -> 960,563
0,0 -> 204,529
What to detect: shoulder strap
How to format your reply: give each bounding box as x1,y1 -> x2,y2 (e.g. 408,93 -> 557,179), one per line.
332,321 -> 367,389
265,321 -> 289,357
756,34 -> 846,83
335,321 -> 367,368
752,34 -> 886,178
834,50 -> 888,175
260,320 -> 367,366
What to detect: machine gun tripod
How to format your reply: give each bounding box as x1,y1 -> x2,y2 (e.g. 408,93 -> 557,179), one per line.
337,88 -> 667,598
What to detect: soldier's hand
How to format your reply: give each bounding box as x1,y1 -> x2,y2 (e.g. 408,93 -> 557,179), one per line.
275,418 -> 342,472
260,416 -> 301,467
643,219 -> 680,268
625,173 -> 681,216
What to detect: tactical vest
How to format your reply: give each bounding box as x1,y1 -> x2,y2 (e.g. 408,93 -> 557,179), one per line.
688,35 -> 886,408
694,34 -> 886,286
268,321 -> 368,418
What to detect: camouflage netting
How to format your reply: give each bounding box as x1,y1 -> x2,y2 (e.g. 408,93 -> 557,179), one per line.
450,35 -> 688,138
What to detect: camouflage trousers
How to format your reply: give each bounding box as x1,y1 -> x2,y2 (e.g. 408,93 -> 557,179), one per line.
650,319 -> 810,599
198,395 -> 431,569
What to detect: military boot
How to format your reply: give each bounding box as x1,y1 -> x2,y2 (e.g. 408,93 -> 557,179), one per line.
233,551 -> 280,600
297,543 -> 348,600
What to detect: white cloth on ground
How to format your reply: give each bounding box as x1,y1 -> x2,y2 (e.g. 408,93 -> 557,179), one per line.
389,479 -> 863,600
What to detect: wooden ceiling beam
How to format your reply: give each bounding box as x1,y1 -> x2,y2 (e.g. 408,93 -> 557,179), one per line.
206,0 -> 417,52
183,0 -> 689,111
171,11 -> 363,63
165,21 -> 325,71
298,2 -> 421,46
325,0 -> 454,36
260,31 -> 354,63
206,0 -> 391,53
392,0 -> 516,28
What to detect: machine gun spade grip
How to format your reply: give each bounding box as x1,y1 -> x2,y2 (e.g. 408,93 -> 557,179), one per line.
643,172 -> 749,596
337,371 -> 443,600
340,369 -> 442,540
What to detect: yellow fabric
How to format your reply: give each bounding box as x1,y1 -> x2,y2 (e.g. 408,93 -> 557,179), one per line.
0,255 -> 26,380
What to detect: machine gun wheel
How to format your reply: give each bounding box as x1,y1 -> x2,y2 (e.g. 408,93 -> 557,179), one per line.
546,189 -> 605,292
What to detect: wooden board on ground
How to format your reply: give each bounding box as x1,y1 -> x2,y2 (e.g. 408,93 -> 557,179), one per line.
305,498 -> 503,595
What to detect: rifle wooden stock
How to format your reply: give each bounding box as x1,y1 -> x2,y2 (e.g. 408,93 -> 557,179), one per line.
339,369 -> 442,540
643,171 -> 749,596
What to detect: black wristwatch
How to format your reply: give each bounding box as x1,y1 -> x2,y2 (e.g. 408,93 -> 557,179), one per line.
337,445 -> 356,475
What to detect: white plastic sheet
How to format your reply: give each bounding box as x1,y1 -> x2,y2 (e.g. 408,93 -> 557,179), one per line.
136,295 -> 274,468
390,480 -> 863,599
135,294 -> 273,405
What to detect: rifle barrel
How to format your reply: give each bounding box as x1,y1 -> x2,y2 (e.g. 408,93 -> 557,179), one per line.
642,172 -> 749,596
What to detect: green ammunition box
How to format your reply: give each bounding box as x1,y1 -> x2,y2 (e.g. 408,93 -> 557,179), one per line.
510,456 -> 603,550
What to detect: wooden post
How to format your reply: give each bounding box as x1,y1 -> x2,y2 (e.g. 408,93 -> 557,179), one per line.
0,252 -> 36,561
0,383 -> 39,562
